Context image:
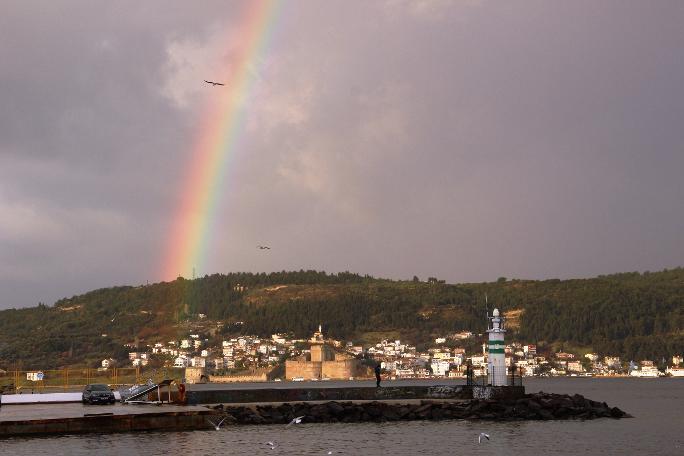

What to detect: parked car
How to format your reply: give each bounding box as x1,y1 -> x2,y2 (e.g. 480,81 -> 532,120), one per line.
82,384 -> 116,405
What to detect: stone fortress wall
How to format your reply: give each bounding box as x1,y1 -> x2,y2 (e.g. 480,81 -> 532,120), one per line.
285,326 -> 364,380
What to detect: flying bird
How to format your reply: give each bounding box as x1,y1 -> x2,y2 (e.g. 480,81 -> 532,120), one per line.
286,416 -> 305,427
265,441 -> 277,449
257,245 -> 271,250
204,80 -> 225,86
207,417 -> 228,430
478,433 -> 490,444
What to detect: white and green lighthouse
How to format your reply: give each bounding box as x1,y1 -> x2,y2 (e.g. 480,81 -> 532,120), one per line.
486,308 -> 507,386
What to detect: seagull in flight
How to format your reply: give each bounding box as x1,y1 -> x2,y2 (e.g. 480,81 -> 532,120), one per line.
265,441 -> 276,449
478,433 -> 490,443
207,417 -> 228,430
257,245 -> 271,250
204,79 -> 225,86
286,416 -> 305,427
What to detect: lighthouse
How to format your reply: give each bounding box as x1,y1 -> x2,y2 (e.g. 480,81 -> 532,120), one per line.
486,308 -> 507,386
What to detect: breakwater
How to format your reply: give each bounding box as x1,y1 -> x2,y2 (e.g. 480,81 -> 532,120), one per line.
208,392 -> 630,425
0,382 -> 630,437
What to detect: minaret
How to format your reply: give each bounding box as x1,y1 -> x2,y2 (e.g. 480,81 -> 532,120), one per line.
487,308 -> 507,386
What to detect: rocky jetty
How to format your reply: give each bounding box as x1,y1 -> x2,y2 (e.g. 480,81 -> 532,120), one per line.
209,392 -> 630,425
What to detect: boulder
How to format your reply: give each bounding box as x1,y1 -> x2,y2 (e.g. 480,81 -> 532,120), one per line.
327,402 -> 345,416
538,409 -> 554,420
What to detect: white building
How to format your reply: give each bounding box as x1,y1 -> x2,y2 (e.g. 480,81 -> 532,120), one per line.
432,352 -> 452,361
26,371 -> 44,381
396,368 -> 415,378
604,357 -> 622,369
173,356 -> 188,368
567,361 -> 584,373
132,358 -> 149,367
470,355 -> 486,367
431,360 -> 451,376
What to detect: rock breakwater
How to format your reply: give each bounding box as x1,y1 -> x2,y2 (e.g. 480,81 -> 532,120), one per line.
209,392 -> 630,425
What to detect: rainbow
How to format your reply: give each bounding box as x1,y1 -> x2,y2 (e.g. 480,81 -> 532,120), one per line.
162,0 -> 282,280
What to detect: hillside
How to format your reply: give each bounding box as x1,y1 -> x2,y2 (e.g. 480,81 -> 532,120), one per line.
0,269 -> 682,369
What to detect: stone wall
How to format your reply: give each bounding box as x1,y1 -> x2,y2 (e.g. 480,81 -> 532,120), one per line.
285,360 -> 322,380
286,358 -> 362,380
311,345 -> 334,362
321,360 -> 357,380
184,367 -> 205,384
185,384 -> 472,405
210,373 -> 268,383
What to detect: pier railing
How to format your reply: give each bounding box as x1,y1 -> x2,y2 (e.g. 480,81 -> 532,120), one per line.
465,365 -> 523,387
0,367 -> 185,393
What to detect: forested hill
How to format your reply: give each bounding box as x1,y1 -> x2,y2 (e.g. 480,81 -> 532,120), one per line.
1,269 -> 683,369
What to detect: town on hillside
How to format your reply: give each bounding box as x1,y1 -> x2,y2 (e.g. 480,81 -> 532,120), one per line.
116,324 -> 684,381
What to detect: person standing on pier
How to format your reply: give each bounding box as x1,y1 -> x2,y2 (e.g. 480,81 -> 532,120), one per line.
375,363 -> 382,387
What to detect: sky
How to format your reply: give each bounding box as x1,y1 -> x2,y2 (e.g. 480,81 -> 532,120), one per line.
1,0 -> 683,309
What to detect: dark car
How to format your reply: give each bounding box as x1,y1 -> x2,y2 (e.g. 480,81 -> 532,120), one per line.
82,383 -> 116,405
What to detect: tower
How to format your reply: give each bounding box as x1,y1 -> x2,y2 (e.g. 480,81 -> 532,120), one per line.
486,308 -> 507,386
310,324 -> 330,363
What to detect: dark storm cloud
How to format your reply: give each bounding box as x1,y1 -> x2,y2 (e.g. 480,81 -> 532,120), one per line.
1,1 -> 683,308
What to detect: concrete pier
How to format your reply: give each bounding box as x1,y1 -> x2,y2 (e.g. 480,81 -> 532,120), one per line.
0,403 -> 216,437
